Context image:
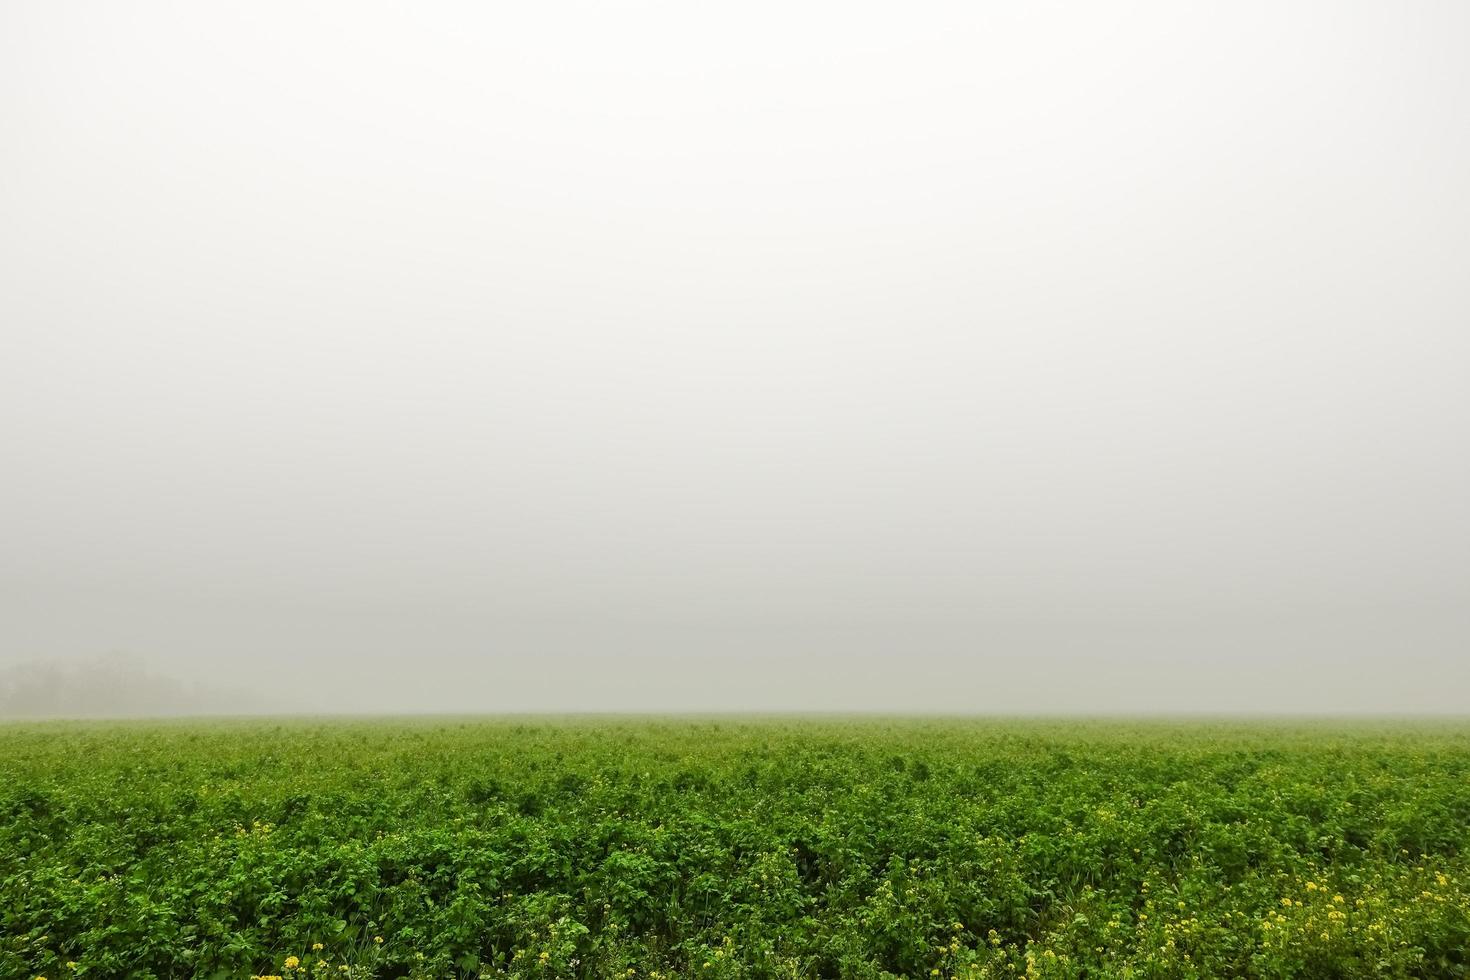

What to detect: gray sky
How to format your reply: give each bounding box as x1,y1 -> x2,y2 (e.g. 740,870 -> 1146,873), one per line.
3,0 -> 1467,714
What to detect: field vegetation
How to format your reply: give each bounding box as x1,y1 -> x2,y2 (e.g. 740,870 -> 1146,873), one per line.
2,718 -> 1468,979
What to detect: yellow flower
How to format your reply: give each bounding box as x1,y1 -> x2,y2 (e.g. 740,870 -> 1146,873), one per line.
374,936 -> 383,944
284,956 -> 300,969
312,943 -> 324,952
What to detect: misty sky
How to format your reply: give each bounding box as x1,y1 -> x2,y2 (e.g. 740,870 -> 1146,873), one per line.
3,0 -> 1468,714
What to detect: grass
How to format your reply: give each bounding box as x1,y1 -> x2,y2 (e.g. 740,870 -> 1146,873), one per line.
2,717 -> 1469,978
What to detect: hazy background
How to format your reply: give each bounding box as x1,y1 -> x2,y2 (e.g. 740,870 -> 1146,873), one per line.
3,0 -> 1467,715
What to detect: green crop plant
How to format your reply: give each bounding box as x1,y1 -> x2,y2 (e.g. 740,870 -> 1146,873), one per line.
2,718 -> 1468,978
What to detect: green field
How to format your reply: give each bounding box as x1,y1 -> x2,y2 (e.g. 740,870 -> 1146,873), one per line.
3,719 -> 1469,979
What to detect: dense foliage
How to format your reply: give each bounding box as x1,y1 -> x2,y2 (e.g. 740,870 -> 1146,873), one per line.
3,718 -> 1469,979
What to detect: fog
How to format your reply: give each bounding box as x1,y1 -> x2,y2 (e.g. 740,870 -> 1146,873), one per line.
3,0 -> 1468,715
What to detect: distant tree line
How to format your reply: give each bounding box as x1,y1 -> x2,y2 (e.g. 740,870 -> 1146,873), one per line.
0,656 -> 264,718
